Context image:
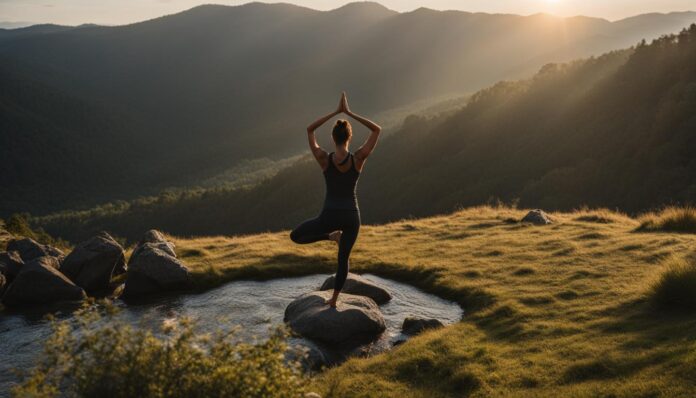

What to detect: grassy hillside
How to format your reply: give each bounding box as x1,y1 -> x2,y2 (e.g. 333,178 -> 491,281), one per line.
2,3 -> 694,216
37,24 -> 696,243
162,206 -> 696,397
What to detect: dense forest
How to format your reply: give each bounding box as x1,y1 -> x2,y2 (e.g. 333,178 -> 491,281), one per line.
1,2 -> 694,216
35,24 -> 696,243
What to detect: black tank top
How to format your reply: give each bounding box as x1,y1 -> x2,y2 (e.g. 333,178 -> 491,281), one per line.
323,152 -> 360,210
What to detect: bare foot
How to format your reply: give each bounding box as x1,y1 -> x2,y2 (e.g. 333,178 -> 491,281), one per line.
325,297 -> 337,308
329,230 -> 342,244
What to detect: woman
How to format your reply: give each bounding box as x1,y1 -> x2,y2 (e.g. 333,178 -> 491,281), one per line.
290,92 -> 382,308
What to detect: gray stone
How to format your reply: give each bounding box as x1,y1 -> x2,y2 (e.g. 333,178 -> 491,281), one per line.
284,291 -> 386,345
1,256 -> 86,307
0,251 -> 24,280
521,209 -> 553,225
6,238 -> 64,263
401,317 -> 444,335
61,232 -> 126,292
141,230 -> 176,257
127,230 -> 176,270
320,273 -> 392,305
122,245 -> 191,298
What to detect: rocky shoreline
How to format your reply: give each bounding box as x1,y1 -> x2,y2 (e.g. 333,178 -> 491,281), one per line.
0,230 -> 191,308
0,229 -> 456,368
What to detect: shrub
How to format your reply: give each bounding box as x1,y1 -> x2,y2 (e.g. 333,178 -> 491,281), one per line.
638,207 -> 696,233
650,256 -> 696,311
12,302 -> 308,398
4,213 -> 68,248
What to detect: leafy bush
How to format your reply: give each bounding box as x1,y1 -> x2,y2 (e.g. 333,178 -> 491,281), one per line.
13,302 -> 308,398
650,256 -> 696,311
638,207 -> 696,233
4,213 -> 68,248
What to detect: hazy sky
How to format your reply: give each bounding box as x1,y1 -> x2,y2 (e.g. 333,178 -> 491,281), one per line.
1,0 -> 695,26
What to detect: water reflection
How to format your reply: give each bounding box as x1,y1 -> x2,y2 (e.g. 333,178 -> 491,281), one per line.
0,274 -> 463,394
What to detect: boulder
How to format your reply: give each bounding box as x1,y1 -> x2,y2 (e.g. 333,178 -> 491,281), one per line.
127,230 -> 176,271
0,251 -> 24,280
61,232 -> 126,292
284,291 -> 386,345
320,273 -> 392,304
521,209 -> 553,225
1,256 -> 86,307
122,245 -> 191,298
401,317 -> 444,335
0,273 -> 6,297
7,238 -> 64,263
140,229 -> 176,257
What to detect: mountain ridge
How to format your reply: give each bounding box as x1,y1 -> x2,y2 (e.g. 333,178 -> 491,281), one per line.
2,2 -> 695,217
33,24 -> 696,242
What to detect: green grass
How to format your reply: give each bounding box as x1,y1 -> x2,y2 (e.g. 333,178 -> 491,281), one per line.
638,206 -> 696,233
158,206 -> 696,397
650,256 -> 696,311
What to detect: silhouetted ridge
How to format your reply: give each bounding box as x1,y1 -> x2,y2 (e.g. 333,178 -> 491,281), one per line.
1,2 -> 695,216
36,25 -> 696,242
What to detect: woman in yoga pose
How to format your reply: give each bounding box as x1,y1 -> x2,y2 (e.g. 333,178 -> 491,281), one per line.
290,92 -> 382,308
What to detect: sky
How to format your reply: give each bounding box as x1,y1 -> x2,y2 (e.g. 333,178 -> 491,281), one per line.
1,0 -> 695,26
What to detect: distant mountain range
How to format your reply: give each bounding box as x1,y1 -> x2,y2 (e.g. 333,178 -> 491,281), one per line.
0,22 -> 35,29
37,24 -> 696,242
2,2 -> 695,217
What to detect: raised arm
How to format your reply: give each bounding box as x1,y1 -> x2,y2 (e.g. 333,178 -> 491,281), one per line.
306,96 -> 344,170
343,95 -> 381,167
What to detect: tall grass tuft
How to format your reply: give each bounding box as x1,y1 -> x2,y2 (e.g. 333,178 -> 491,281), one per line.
638,206 -> 696,233
12,302 -> 308,398
650,256 -> 696,311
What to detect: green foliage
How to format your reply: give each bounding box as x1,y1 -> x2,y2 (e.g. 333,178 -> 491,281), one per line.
35,25 -> 696,243
12,302 -> 308,398
650,256 -> 696,310
637,206 -> 696,233
2,7 -> 695,218
4,213 -> 67,248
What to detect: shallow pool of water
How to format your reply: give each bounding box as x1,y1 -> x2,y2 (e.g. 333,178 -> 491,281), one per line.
0,274 -> 463,394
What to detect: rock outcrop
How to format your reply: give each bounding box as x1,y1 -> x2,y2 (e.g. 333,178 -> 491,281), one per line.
0,251 -> 24,281
401,317 -> 444,335
134,229 -> 176,258
122,230 -> 190,298
284,291 -> 386,344
521,209 -> 553,225
6,238 -> 64,263
61,232 -> 126,292
320,273 -> 392,305
1,256 -> 86,307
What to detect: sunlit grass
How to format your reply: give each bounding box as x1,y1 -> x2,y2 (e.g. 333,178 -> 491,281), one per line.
638,206 -> 696,233
650,255 -> 696,311
163,206 -> 696,397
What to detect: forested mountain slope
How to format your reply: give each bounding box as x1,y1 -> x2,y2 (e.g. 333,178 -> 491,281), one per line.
37,24 -> 696,242
2,2 -> 695,216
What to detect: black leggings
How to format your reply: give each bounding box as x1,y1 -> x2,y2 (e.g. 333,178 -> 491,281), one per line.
290,209 -> 361,292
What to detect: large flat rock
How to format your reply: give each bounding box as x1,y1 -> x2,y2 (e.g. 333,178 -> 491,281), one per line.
284,291 -> 386,345
320,273 -> 392,304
